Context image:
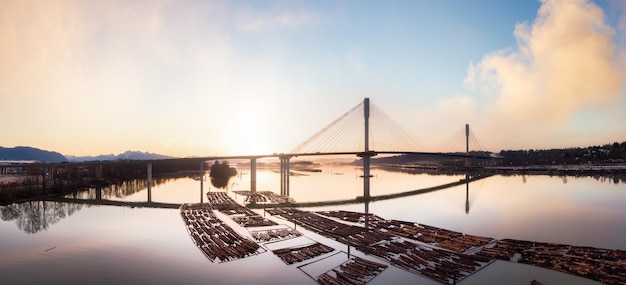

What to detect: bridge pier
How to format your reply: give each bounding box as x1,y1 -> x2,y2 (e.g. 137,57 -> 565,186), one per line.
147,163 -> 152,202
280,156 -> 290,196
200,162 -> 204,203
250,158 -> 257,194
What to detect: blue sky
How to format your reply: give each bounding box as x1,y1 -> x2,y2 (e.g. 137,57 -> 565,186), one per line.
1,0 -> 625,157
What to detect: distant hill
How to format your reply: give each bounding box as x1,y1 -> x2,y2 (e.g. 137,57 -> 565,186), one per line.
0,146 -> 68,163
65,150 -> 174,162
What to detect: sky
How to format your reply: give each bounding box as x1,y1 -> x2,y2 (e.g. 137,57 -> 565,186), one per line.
1,0 -> 625,157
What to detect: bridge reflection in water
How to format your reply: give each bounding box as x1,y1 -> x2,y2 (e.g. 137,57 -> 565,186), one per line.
43,173 -> 487,213
4,168 -> 486,235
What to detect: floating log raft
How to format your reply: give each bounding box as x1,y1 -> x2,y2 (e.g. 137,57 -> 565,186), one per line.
272,242 -> 334,265
315,210 -> 385,225
207,192 -> 277,227
475,239 -> 626,285
251,227 -> 302,243
267,208 -> 492,283
234,190 -> 296,204
180,203 -> 264,263
317,256 -> 387,285
315,211 -> 493,253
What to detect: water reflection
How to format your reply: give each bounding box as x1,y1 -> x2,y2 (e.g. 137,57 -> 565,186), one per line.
498,173 -> 626,185
377,164 -> 626,185
1,201 -> 83,234
58,176 -> 182,202
0,175 -> 185,234
3,168 -> 624,238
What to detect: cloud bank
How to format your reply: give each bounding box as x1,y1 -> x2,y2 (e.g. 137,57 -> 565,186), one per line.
424,0 -> 626,151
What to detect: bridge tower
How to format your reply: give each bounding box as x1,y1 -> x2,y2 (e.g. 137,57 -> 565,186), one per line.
358,98 -> 376,202
466,124 -> 469,153
465,124 -> 470,167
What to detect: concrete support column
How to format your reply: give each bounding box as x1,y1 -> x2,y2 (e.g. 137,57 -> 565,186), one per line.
286,158 -> 290,196
250,158 -> 257,194
200,162 -> 204,203
279,157 -> 291,197
280,157 -> 285,196
147,163 -> 152,202
279,158 -> 284,196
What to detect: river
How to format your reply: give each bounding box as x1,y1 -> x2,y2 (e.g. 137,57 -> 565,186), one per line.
0,164 -> 624,284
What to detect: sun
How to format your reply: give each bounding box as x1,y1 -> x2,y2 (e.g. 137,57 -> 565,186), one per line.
224,118 -> 271,155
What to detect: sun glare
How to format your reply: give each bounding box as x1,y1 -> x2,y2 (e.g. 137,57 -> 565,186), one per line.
224,118 -> 271,155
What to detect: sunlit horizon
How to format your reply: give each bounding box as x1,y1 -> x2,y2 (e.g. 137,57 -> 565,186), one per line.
1,0 -> 625,158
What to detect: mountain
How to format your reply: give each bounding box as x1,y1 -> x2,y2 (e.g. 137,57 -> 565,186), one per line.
0,146 -> 68,163
65,150 -> 174,162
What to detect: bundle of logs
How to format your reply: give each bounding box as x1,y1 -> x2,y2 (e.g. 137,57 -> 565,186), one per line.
180,203 -> 263,262
272,242 -> 334,265
207,192 -> 277,227
250,227 -> 302,243
317,256 -> 388,285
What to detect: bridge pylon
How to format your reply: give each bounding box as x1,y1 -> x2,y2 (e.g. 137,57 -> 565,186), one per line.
351,98 -> 381,201
279,156 -> 291,196
465,124 -> 471,167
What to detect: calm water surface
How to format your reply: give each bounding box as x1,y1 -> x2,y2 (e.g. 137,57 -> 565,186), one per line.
1,165 -> 624,284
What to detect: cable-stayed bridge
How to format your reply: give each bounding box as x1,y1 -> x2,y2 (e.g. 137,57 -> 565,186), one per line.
43,98 -> 495,214
200,98 -> 496,201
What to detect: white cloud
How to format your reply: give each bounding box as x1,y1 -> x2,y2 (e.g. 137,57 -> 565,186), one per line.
433,0 -> 626,150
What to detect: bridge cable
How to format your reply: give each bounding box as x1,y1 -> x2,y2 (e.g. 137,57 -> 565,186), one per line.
290,101 -> 363,154
370,103 -> 425,152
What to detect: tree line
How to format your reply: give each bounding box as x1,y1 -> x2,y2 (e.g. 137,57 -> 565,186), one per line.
500,141 -> 626,165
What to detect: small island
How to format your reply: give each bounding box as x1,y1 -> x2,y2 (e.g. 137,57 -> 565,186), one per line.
209,161 -> 237,189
